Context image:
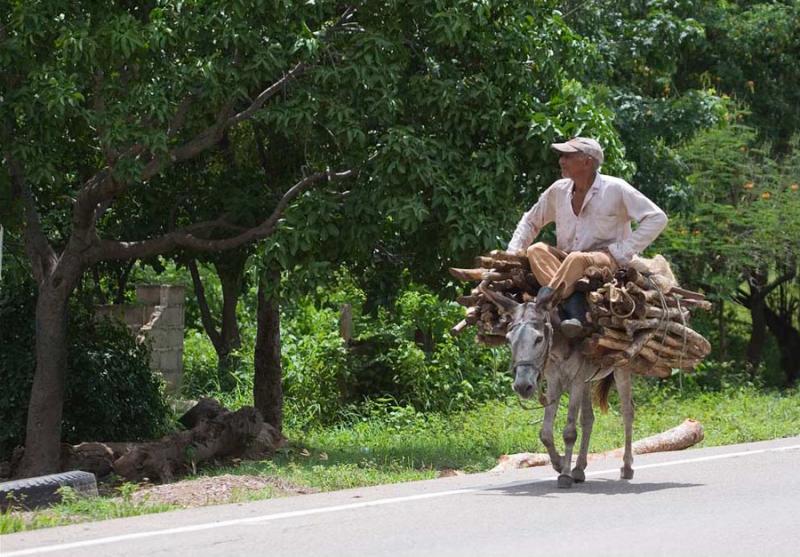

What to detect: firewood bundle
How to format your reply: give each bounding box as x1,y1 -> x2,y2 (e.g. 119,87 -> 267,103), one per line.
582,266 -> 712,378
449,251 -> 713,378
448,250 -> 541,346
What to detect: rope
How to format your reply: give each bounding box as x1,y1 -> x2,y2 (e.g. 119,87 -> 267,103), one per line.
608,284 -> 636,319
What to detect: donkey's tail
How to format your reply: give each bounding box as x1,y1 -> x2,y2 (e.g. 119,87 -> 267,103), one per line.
593,373 -> 615,413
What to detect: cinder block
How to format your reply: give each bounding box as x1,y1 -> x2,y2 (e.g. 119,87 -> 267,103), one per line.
167,329 -> 185,348
135,285 -> 163,305
123,306 -> 146,327
162,307 -> 185,328
160,286 -> 185,306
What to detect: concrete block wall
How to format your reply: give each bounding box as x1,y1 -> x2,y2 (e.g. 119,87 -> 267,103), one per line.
96,285 -> 186,393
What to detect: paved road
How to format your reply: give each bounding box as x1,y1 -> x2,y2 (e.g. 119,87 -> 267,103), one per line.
3,436 -> 800,557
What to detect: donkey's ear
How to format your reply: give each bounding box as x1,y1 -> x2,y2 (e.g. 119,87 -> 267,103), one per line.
480,285 -> 519,314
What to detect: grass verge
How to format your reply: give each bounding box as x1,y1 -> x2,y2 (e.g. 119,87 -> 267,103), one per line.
3,385 -> 799,534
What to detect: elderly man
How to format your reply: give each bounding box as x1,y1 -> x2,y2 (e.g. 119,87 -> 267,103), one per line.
508,137 -> 668,337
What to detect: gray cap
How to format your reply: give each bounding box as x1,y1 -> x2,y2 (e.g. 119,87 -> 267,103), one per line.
551,137 -> 604,165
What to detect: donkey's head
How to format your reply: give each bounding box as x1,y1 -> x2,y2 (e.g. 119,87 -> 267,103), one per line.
482,287 -> 555,400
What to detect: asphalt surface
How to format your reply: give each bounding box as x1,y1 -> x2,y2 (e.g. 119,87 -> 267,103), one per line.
3,436 -> 800,557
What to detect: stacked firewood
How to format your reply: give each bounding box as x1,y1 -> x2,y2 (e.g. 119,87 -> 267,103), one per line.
449,250 -> 540,346
582,266 -> 712,378
449,251 -> 712,378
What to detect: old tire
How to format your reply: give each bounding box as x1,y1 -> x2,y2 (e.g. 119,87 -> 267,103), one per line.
0,471 -> 98,510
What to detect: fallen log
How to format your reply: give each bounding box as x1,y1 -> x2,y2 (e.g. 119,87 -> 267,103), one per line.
491,419 -> 704,471
15,399 -> 285,483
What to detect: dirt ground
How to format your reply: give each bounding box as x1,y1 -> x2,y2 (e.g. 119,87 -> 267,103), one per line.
124,474 -> 316,508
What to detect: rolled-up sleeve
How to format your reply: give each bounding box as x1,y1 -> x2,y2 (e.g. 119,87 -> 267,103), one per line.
507,186 -> 556,252
608,184 -> 668,265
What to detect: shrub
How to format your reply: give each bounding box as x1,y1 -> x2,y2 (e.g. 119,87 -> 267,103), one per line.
0,278 -> 170,460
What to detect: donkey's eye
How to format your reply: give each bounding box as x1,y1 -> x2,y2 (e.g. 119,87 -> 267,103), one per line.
534,337 -> 543,344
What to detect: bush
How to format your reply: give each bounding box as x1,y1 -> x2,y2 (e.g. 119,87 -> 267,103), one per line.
278,278 -> 511,428
0,277 -> 171,460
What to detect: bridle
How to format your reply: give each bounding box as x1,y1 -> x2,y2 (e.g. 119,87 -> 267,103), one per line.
509,309 -> 555,408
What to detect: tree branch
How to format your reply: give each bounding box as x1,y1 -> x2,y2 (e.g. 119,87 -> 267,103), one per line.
94,167 -> 354,261
2,149 -> 57,281
187,258 -> 223,351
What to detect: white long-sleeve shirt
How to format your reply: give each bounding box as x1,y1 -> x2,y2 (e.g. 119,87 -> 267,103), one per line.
507,173 -> 668,265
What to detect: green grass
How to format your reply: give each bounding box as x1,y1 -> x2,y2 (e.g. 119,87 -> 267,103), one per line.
0,484 -> 176,535
3,385 -> 799,534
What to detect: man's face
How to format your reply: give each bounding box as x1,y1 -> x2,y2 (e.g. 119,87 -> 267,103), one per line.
558,151 -> 593,179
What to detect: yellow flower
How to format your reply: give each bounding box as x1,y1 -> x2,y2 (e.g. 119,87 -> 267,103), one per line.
761,191 -> 771,200
743,182 -> 754,190
791,183 -> 799,192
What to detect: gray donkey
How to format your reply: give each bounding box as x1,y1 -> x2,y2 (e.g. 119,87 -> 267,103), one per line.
482,287 -> 635,488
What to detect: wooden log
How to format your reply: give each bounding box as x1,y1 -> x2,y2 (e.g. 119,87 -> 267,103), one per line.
598,337 -> 629,352
625,267 -> 648,289
477,333 -> 507,346
643,305 -> 691,320
456,295 -> 480,307
651,332 -> 708,357
623,319 -> 710,357
608,285 -> 636,318
624,282 -> 648,318
112,406 -> 281,483
668,286 -> 706,301
475,256 -> 523,270
624,330 -> 657,360
602,327 -> 632,341
486,279 -> 514,292
588,291 -> 607,304
492,419 -> 704,470
646,338 -> 700,359
451,319 -> 469,336
465,306 -> 480,325
449,267 -> 486,281
488,249 -> 530,267
510,267 -> 539,293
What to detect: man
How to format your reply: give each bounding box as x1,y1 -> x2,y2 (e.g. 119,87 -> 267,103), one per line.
508,137 -> 668,337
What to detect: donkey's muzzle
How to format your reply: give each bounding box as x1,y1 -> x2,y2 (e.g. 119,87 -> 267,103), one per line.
513,379 -> 537,399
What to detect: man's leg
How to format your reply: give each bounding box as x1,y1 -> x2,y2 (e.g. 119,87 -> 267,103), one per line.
549,250 -> 617,299
526,243 -> 567,308
551,251 -> 617,337
526,242 -> 568,282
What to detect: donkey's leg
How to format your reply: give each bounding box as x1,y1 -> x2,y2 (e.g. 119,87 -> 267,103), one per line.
539,380 -> 563,473
614,367 -> 635,480
571,385 -> 594,483
557,380 -> 584,488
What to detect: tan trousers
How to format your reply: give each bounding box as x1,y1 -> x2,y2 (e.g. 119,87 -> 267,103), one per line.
526,242 -> 617,299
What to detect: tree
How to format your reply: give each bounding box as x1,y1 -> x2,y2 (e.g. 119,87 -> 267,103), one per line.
2,1 -> 616,476
657,122 -> 800,384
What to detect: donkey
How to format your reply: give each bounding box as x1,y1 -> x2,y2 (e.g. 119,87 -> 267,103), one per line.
482,287 -> 635,488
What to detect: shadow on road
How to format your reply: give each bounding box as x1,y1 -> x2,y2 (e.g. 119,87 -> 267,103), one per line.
486,477 -> 704,498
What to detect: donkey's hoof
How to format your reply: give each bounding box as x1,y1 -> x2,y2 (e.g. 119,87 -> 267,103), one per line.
571,468 -> 586,483
557,474 -> 574,489
620,466 -> 634,480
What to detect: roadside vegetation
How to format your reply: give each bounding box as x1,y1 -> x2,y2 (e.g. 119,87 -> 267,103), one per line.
2,0 -> 800,537
3,378 -> 799,534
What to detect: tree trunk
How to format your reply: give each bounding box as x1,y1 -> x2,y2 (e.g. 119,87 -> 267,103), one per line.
716,300 -> 727,360
215,258 -> 245,391
17,284 -> 71,477
763,304 -> 800,387
254,270 -> 283,433
743,269 -> 769,376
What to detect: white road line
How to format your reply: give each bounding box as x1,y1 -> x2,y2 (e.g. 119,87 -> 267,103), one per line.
4,443 -> 799,557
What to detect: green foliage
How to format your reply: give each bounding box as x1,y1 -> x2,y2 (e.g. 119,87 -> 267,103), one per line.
0,276 -> 170,459
656,122 -> 800,296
